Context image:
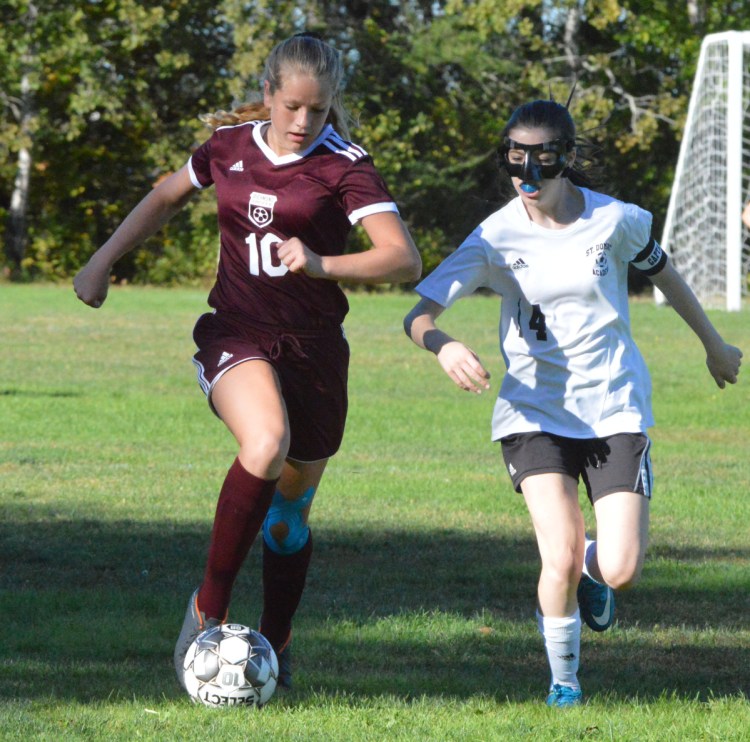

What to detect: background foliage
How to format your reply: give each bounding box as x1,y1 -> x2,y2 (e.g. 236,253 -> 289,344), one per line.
2,0 -> 749,283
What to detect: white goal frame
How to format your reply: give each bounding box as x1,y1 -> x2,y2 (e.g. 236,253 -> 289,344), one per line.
656,30 -> 750,311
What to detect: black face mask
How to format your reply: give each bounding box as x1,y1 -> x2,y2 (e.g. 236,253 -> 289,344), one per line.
499,137 -> 573,181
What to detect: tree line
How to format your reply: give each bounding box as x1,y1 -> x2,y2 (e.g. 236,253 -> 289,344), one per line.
1,0 -> 748,286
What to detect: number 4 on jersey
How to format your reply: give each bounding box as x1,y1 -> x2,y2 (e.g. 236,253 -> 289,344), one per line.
518,301 -> 548,341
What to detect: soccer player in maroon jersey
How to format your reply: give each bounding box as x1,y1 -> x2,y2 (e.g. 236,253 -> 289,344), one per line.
74,33 -> 422,691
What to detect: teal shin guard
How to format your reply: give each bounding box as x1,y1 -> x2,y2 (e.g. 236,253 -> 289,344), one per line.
262,486 -> 315,555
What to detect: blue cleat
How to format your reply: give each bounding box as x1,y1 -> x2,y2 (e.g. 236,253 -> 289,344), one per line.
546,683 -> 583,708
577,574 -> 615,632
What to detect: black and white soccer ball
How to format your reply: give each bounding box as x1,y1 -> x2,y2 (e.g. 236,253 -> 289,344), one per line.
183,623 -> 279,707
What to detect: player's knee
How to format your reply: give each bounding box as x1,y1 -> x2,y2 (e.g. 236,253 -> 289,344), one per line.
600,557 -> 643,591
606,569 -> 642,591
542,548 -> 580,589
239,427 -> 290,473
263,487 -> 315,555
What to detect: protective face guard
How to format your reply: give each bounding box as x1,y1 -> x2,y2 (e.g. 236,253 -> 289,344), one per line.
500,137 -> 573,181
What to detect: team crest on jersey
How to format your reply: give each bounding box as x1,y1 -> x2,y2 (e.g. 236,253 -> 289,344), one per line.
586,242 -> 611,277
248,192 -> 277,228
593,253 -> 609,276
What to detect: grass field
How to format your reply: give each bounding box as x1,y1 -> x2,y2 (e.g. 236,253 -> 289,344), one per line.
1,284 -> 748,740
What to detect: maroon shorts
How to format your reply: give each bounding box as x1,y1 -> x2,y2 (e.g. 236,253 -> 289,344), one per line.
192,311 -> 350,462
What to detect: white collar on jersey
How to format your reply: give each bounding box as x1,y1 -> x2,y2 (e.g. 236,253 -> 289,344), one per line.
253,122 -> 334,166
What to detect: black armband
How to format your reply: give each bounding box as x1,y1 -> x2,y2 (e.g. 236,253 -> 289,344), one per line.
631,236 -> 668,276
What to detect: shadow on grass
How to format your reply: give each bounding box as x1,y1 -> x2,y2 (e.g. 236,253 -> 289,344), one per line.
0,509 -> 748,704
0,388 -> 82,398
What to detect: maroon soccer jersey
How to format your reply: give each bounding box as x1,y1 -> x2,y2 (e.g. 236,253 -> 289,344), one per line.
188,121 -> 399,329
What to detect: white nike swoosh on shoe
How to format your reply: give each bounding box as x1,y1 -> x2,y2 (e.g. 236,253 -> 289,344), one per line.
590,589 -> 612,626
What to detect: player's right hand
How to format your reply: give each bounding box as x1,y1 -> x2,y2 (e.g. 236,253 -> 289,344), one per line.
706,342 -> 743,388
73,259 -> 111,308
277,237 -> 325,278
436,341 -> 491,394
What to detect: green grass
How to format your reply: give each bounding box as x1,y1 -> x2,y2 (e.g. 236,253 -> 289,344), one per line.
1,284 -> 748,740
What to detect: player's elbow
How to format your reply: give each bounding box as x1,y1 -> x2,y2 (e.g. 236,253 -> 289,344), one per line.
405,262 -> 422,283
395,250 -> 422,283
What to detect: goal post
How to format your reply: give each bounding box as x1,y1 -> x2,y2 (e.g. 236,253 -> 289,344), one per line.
656,31 -> 750,311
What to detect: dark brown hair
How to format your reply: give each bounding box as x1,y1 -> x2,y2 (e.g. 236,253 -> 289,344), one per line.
501,99 -> 593,188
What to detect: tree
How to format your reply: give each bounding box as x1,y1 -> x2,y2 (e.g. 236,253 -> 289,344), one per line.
3,1 -> 749,284
1,1 -> 39,275
441,0 -> 750,225
0,0 -> 233,280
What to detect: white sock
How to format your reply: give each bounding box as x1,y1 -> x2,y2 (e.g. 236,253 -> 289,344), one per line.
537,610 -> 581,689
582,537 -> 601,583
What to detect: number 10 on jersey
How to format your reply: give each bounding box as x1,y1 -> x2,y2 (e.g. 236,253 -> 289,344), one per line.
246,233 -> 289,277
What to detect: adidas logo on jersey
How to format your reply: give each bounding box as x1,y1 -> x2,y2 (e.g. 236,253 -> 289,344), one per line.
230,160 -> 244,172
511,258 -> 529,270
218,351 -> 234,366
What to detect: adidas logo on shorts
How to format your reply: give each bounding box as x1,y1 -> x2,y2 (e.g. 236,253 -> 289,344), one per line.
230,160 -> 244,172
218,351 -> 234,366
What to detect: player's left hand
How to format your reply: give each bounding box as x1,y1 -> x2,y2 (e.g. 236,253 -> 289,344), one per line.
277,238 -> 325,278
706,342 -> 743,388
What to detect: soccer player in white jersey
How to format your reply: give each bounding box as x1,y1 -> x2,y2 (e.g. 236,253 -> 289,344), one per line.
404,98 -> 742,707
74,33 -> 421,692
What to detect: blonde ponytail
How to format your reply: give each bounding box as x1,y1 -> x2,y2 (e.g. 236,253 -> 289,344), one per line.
201,101 -> 269,131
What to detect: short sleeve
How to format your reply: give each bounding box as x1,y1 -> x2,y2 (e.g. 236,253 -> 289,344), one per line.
618,203 -> 652,260
416,230 -> 492,308
624,204 -> 667,276
338,158 -> 399,224
187,135 -> 214,190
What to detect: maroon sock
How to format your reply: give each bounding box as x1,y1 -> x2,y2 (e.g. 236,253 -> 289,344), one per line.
260,531 -> 313,651
197,458 -> 278,621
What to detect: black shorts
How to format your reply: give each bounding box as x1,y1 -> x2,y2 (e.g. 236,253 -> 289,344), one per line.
500,431 -> 653,503
192,311 -> 350,463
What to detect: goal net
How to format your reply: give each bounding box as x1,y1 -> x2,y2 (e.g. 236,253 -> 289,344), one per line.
657,31 -> 750,311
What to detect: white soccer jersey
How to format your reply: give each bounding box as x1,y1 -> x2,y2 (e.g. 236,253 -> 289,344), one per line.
416,188 -> 667,440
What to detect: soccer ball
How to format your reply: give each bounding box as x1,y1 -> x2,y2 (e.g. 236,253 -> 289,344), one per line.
183,623 -> 279,707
